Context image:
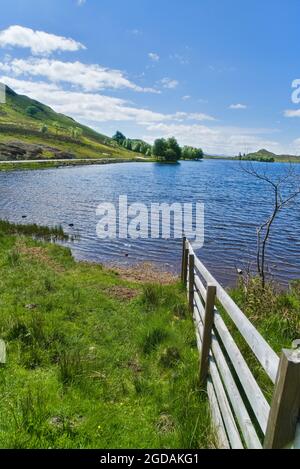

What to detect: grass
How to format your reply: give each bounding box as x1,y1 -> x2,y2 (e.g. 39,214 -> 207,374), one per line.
0,86 -> 141,162
0,220 -> 68,241
0,157 -> 153,173
231,278 -> 300,353
0,225 -> 214,449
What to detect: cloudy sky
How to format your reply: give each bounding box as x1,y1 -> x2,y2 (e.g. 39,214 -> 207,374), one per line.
0,0 -> 299,155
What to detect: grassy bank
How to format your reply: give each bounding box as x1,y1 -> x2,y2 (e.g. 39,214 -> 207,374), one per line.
0,224 -> 213,449
0,157 -> 152,172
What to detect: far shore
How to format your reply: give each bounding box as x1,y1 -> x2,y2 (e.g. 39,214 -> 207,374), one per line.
1,154 -> 300,173
0,156 -> 153,172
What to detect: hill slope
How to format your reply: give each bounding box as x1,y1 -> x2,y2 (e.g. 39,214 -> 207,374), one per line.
246,148 -> 300,163
0,86 -> 137,161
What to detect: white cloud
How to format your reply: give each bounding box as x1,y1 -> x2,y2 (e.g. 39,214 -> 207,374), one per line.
229,103 -> 247,110
182,95 -> 191,101
293,138 -> 300,148
0,57 -> 159,93
142,122 -> 281,155
148,52 -> 160,62
77,0 -> 86,5
160,77 -> 179,89
0,76 -> 214,125
0,25 -> 85,55
284,109 -> 300,117
0,75 -> 284,156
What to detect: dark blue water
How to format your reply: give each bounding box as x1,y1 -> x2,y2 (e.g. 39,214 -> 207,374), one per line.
0,160 -> 299,287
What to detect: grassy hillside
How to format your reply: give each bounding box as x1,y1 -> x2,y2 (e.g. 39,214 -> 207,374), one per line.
0,87 -> 139,161
0,222 -> 213,449
245,148 -> 300,163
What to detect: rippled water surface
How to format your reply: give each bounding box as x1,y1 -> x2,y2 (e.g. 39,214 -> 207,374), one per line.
0,160 -> 299,286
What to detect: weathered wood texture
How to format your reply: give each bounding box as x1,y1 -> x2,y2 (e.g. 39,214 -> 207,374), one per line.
199,285 -> 216,386
264,349 -> 300,449
189,242 -> 279,383
185,239 -> 300,450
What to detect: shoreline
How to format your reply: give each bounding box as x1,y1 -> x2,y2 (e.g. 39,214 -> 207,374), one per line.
1,155 -> 300,172
0,156 -> 154,172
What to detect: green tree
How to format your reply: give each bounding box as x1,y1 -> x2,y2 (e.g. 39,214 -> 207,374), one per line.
165,148 -> 178,162
122,139 -> 132,150
26,106 -> 39,118
166,137 -> 182,160
132,141 -> 142,153
152,138 -> 168,159
182,146 -> 203,160
182,146 -> 192,160
112,131 -> 126,145
193,148 -> 204,160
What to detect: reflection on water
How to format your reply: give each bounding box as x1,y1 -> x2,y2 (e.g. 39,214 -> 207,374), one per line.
0,160 -> 299,287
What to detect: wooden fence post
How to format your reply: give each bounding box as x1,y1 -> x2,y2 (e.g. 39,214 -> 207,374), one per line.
188,254 -> 195,312
264,348 -> 300,449
181,236 -> 187,284
199,284 -> 216,386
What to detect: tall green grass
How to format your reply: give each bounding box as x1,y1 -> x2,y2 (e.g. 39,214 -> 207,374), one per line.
0,219 -> 68,240
0,230 -> 214,449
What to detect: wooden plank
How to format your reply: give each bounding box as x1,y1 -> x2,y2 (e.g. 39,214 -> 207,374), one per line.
193,305 -> 204,340
199,285 -> 216,385
194,275 -> 207,302
194,290 -> 205,322
207,378 -> 230,449
188,242 -> 279,383
211,334 -> 262,449
195,328 -> 202,354
209,356 -> 244,449
0,340 -> 6,364
193,301 -> 203,351
193,300 -> 262,447
188,254 -> 195,313
214,309 -> 270,433
264,348 -> 300,449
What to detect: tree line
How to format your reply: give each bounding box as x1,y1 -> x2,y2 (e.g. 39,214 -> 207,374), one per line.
113,131 -> 203,162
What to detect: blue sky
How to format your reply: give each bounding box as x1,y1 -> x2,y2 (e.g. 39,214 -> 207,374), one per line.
0,0 -> 299,155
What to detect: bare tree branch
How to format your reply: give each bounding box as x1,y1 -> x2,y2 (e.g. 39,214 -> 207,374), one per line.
239,162 -> 300,288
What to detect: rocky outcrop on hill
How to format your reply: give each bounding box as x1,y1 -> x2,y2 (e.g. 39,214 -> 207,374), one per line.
0,141 -> 76,160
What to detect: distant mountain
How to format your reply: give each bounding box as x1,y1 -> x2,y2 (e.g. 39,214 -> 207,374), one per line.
247,149 -> 276,158
246,148 -> 300,162
0,86 -> 136,161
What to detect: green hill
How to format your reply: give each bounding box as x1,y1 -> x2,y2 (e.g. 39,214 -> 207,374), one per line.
245,148 -> 300,163
0,86 -> 138,161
